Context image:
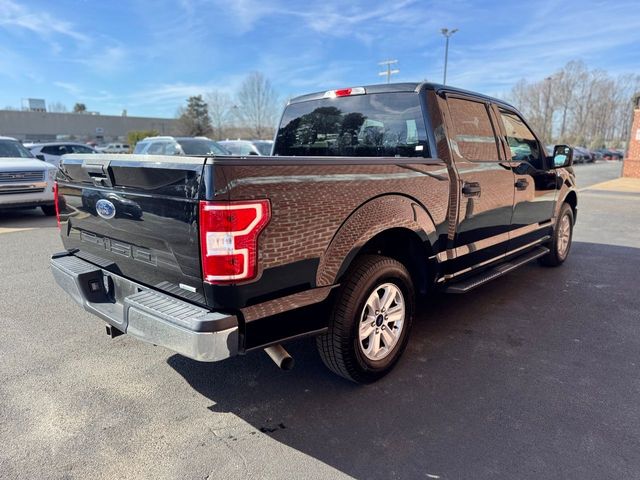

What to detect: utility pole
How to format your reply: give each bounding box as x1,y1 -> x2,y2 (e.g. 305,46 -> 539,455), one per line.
542,76 -> 553,142
378,60 -> 399,84
440,28 -> 458,85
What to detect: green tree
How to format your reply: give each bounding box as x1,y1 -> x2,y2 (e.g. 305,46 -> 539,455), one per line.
128,130 -> 159,150
73,103 -> 86,113
176,95 -> 212,136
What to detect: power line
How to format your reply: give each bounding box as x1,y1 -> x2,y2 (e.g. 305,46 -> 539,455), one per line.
378,59 -> 399,84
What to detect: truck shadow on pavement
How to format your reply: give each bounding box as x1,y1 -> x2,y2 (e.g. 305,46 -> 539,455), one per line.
168,241 -> 640,480
0,208 -> 57,229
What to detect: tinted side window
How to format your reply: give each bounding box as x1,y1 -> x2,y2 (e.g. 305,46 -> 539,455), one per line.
163,142 -> 181,155
178,140 -> 227,155
69,145 -> 94,154
254,142 -> 272,155
499,109 -> 542,166
133,142 -> 149,154
42,145 -> 65,156
146,142 -> 165,155
447,97 -> 500,162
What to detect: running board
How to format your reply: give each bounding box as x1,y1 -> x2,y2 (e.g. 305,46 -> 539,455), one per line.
445,246 -> 550,294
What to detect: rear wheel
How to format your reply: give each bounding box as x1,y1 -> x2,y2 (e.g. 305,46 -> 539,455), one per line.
41,205 -> 56,216
316,255 -> 414,383
539,203 -> 574,267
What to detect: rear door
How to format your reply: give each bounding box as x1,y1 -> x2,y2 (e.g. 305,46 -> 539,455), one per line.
442,94 -> 515,274
57,154 -> 209,305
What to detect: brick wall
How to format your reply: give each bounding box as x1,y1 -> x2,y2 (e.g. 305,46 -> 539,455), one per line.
623,94 -> 640,178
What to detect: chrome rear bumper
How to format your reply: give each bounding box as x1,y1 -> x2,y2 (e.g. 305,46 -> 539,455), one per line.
50,253 -> 238,362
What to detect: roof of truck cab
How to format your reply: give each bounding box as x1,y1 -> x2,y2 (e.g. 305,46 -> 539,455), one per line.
287,82 -> 516,109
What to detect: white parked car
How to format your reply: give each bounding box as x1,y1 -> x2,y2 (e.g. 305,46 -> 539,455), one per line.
96,143 -> 130,153
0,137 -> 57,216
29,142 -> 96,167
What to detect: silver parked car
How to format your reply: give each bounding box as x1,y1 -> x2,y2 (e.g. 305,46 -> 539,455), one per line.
219,139 -> 273,156
133,136 -> 229,156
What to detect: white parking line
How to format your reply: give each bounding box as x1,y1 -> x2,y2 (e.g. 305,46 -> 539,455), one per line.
0,227 -> 35,235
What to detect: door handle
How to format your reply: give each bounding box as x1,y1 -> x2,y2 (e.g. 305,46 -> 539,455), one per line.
515,178 -> 529,190
462,182 -> 481,197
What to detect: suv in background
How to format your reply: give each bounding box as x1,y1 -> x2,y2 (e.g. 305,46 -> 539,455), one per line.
219,139 -> 273,156
133,136 -> 229,156
97,143 -> 130,154
0,136 -> 57,215
29,142 -> 96,167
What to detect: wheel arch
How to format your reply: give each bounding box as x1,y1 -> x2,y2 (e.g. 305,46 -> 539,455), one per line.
563,190 -> 578,219
316,194 -> 438,295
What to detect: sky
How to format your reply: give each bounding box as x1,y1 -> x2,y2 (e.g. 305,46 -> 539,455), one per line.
1,0 -> 639,118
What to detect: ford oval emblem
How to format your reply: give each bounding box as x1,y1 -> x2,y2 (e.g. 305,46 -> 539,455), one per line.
96,199 -> 116,219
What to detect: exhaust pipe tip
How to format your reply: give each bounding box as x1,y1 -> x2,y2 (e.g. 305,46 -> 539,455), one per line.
279,355 -> 295,371
264,344 -> 295,371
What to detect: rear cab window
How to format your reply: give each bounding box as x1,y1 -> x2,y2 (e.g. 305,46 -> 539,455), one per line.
273,92 -> 429,157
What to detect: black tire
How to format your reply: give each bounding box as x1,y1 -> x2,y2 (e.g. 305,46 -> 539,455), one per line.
41,205 -> 56,216
316,255 -> 415,384
539,203 -> 574,267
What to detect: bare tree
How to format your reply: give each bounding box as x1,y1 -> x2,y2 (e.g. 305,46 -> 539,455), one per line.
48,101 -> 68,113
234,72 -> 279,139
509,61 -> 640,148
205,90 -> 233,140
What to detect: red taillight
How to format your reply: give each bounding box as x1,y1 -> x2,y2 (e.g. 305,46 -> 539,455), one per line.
335,88 -> 352,97
199,199 -> 271,284
53,181 -> 61,229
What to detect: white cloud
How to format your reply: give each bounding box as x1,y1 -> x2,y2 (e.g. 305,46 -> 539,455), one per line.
53,82 -> 83,96
0,0 -> 89,43
429,0 -> 640,94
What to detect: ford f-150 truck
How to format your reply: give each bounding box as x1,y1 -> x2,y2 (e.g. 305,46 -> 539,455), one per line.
50,83 -> 577,383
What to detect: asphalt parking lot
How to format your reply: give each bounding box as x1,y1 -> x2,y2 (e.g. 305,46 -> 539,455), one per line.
1,161 -> 639,480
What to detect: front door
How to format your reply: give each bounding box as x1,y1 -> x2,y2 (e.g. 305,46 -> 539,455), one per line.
443,95 -> 515,274
494,107 -> 558,251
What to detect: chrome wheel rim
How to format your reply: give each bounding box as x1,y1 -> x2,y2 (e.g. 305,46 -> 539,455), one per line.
358,283 -> 405,361
557,214 -> 571,258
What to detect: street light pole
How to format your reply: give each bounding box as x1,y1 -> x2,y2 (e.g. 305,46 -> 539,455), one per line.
441,28 -> 458,85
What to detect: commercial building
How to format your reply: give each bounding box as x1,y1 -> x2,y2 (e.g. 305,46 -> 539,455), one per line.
0,109 -> 178,143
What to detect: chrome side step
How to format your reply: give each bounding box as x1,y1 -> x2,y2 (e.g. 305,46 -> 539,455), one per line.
445,246 -> 550,294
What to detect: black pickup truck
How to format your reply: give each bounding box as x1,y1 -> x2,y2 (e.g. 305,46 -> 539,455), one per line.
50,82 -> 577,383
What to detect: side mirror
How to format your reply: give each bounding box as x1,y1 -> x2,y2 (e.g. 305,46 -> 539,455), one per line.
552,145 -> 573,168
35,154 -> 46,161
249,151 -> 259,155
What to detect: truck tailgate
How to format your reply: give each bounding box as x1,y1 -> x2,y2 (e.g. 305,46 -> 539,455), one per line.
57,154 -> 209,306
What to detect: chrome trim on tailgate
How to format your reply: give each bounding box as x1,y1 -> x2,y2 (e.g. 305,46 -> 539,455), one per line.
50,253 -> 239,362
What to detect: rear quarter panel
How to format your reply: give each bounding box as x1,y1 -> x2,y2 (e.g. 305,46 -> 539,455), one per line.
208,159 -> 451,312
